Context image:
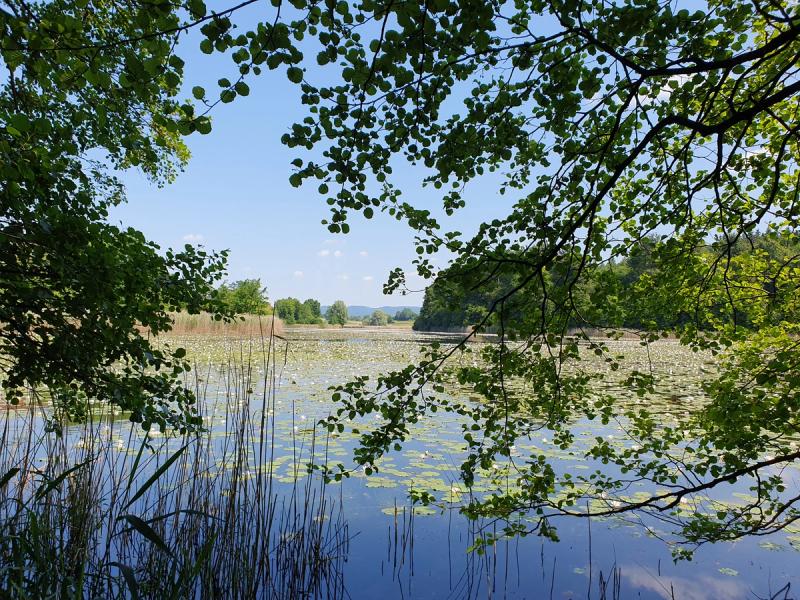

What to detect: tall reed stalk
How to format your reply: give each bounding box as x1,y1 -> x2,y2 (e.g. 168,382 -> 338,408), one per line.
0,328 -> 346,599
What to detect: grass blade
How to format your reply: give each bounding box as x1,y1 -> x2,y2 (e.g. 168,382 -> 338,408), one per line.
109,561 -> 140,600
34,459 -> 93,499
0,468 -> 19,490
117,514 -> 174,558
123,441 -> 188,511
126,432 -> 149,494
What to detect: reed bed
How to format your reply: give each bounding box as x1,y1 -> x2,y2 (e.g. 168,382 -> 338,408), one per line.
0,332 -> 345,599
164,312 -> 284,337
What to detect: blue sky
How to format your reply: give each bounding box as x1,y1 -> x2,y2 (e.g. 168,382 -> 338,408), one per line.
109,5 -> 515,306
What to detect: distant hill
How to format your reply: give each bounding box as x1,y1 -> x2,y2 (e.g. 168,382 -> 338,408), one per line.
321,305 -> 421,318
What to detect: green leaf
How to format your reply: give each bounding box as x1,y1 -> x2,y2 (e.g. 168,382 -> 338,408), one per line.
117,514 -> 175,557
287,67 -> 303,83
0,468 -> 19,490
109,562 -> 140,600
123,441 -> 188,510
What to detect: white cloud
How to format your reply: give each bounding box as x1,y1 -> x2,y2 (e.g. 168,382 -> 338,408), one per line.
362,275 -> 374,282
359,250 -> 368,257
293,270 -> 304,278
333,250 -> 343,258
182,233 -> 204,243
317,249 -> 331,257
624,566 -> 747,600
337,274 -> 350,281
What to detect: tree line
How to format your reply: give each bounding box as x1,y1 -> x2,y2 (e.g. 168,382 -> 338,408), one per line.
214,280 -> 365,327
414,232 -> 800,333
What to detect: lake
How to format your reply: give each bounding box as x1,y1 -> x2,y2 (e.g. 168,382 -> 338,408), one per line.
1,328 -> 797,599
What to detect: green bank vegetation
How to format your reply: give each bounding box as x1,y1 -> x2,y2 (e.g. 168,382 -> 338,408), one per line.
274,297 -> 324,325
414,232 -> 800,333
2,0 -> 800,580
324,301 -> 349,327
215,279 -> 272,316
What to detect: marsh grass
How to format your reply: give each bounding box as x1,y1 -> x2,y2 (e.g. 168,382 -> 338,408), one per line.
0,331 -> 345,599
165,312 -> 285,337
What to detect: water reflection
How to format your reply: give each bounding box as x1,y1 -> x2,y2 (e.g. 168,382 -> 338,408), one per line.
2,330 -> 799,598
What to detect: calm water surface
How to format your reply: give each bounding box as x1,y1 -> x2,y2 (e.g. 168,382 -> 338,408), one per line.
241,328 -> 799,599
7,328 -> 798,599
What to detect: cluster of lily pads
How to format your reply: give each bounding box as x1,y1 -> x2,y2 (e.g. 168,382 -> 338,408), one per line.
149,330 -> 800,561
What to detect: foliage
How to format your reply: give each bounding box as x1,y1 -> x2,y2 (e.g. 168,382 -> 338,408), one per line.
269,0 -> 800,555
217,279 -> 271,316
8,0 -> 800,558
361,310 -> 391,326
0,0 -> 235,431
393,308 -> 418,321
325,301 -> 349,327
303,298 -> 322,320
275,297 -> 323,324
414,233 -> 800,332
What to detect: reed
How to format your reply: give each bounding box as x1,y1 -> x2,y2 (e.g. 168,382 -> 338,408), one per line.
164,312 -> 285,337
0,330 -> 344,599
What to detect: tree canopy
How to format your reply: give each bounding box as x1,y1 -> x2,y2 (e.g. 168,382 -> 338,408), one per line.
325,301 -> 349,327
414,233 -> 800,332
5,0 -> 800,556
393,308 -> 418,322
362,309 -> 391,326
275,297 -> 323,324
216,279 -> 271,315
276,0 -> 800,555
0,0 -> 231,431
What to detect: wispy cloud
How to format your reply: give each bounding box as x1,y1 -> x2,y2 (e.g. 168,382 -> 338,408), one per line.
317,249 -> 331,257
293,270 -> 304,278
333,250 -> 343,258
337,274 -> 350,281
359,250 -> 368,257
623,566 -> 747,600
182,233 -> 204,243
362,275 -> 374,282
